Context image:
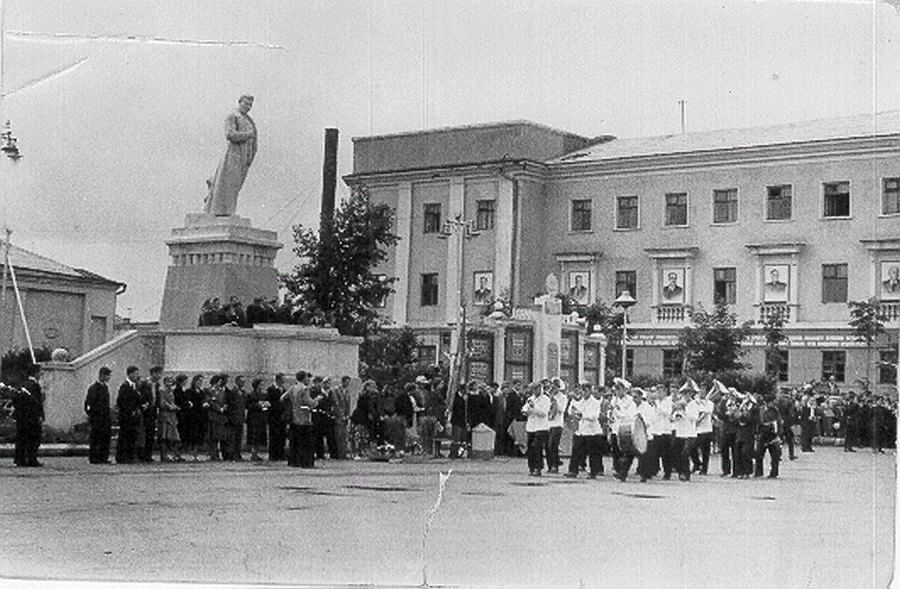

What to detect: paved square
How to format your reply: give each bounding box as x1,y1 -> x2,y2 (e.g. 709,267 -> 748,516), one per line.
0,447 -> 894,588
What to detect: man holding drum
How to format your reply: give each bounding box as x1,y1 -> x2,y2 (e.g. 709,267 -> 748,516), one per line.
614,388 -> 650,482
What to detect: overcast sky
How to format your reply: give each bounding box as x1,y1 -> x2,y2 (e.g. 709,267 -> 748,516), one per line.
1,0 -> 898,321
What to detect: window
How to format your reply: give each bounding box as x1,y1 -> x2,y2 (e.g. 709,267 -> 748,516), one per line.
713,267 -> 736,305
822,351 -> 846,382
822,264 -> 848,303
766,350 -> 789,383
883,178 -> 900,215
766,185 -> 792,220
664,193 -> 688,226
423,203 -> 442,234
823,181 -> 850,218
879,349 -> 897,385
713,189 -> 738,224
616,196 -> 639,229
615,271 -> 637,299
662,349 -> 683,378
417,345 -> 437,366
421,273 -> 439,306
475,200 -> 495,230
571,199 -> 592,231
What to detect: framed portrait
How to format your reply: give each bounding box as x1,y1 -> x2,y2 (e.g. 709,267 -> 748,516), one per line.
660,267 -> 685,304
763,264 -> 790,303
567,271 -> 590,306
881,261 -> 900,300
473,271 -> 493,306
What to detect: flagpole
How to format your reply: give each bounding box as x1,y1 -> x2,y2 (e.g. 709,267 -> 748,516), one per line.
0,226 -> 10,357
6,248 -> 35,364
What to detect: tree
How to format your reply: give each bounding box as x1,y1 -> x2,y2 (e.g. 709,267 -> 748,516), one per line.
281,185 -> 400,337
847,297 -> 888,392
678,302 -> 753,374
359,327 -> 426,389
759,307 -> 789,380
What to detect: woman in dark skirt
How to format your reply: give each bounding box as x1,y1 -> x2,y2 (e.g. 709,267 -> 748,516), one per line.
204,375 -> 228,461
245,378 -> 269,461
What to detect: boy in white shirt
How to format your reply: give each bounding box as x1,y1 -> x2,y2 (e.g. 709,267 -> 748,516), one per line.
546,379 -> 568,474
671,392 -> 699,481
691,391 -> 714,474
522,384 -> 551,477
565,385 -> 605,478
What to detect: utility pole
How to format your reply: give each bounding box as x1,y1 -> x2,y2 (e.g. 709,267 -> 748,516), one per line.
678,100 -> 686,134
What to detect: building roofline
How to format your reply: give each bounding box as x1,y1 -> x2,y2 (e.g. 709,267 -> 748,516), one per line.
351,119 -> 590,143
343,158 -> 546,183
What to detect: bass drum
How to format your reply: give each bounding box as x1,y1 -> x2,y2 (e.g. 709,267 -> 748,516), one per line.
617,415 -> 648,456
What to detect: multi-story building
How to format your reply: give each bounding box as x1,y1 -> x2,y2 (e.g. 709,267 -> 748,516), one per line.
344,112 -> 900,395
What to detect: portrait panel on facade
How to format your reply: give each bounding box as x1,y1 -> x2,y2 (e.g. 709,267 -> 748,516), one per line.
763,264 -> 790,303
660,267 -> 685,304
567,271 -> 590,306
881,261 -> 900,300
473,271 -> 493,306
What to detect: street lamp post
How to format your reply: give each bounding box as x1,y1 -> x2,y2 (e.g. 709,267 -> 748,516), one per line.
614,290 -> 636,379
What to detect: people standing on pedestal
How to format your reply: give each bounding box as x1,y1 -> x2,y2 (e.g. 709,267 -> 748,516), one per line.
84,366 -> 112,464
266,373 -> 287,461
245,378 -> 268,462
115,366 -> 142,464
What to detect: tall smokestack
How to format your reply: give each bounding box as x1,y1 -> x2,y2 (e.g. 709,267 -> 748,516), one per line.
320,128 -> 339,240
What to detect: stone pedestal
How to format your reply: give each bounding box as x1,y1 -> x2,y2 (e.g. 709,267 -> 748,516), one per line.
159,214 -> 282,329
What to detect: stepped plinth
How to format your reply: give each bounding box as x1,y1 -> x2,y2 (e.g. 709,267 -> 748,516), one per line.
159,214 -> 283,329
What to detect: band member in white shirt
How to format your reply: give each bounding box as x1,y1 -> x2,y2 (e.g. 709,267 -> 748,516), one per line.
691,390 -> 714,475
636,389 -> 658,482
653,386 -> 675,480
565,385 -> 605,478
609,386 -> 636,478
671,393 -> 699,481
614,389 -> 643,482
546,379 -> 568,474
522,384 -> 551,477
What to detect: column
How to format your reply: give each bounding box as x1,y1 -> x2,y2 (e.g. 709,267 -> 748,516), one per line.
493,327 -> 506,384
392,182 -> 412,324
684,257 -> 693,308
577,334 -> 586,384
445,178 -> 465,325
755,256 -> 764,306
651,260 -> 660,323
494,178 -> 514,297
598,334 -> 607,387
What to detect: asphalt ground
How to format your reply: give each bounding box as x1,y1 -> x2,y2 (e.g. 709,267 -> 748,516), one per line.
0,447 -> 894,588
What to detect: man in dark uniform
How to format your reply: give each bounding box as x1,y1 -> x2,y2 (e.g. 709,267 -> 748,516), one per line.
266,373 -> 287,461
84,366 -> 113,464
245,297 -> 266,326
136,366 -> 162,462
313,381 -> 337,459
734,395 -> 758,479
115,366 -> 143,464
774,389 -> 797,461
842,393 -> 858,452
224,375 -> 246,461
716,392 -> 738,476
754,395 -> 782,478
13,363 -> 44,467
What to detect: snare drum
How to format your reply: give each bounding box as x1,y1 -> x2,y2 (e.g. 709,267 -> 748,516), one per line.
617,415 -> 648,456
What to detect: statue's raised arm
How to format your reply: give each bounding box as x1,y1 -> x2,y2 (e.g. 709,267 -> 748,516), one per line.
204,94 -> 257,216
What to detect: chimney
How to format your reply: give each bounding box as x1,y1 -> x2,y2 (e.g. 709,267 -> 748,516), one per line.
320,128 -> 339,240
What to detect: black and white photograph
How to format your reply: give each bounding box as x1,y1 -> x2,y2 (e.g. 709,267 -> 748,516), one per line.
567,270 -> 590,306
764,264 -> 791,303
473,270 -> 493,306
0,1 -> 897,588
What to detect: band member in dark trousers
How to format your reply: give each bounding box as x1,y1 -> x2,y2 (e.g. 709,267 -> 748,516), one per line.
266,373 -> 287,461
522,384 -> 550,476
755,396 -> 782,478
312,383 -> 337,459
84,366 -> 113,464
115,366 -> 143,464
842,393 -> 858,453
800,395 -> 816,452
546,384 -> 567,474
224,376 -> 247,461
775,390 -> 797,460
716,393 -> 739,476
651,391 -> 675,479
282,371 -> 318,468
734,397 -> 759,479
13,364 -> 44,467
565,386 -> 604,479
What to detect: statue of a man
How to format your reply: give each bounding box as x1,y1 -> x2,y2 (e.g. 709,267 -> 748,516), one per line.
204,95 -> 257,216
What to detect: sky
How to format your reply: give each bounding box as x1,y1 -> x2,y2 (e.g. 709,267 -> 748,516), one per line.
0,0 -> 898,321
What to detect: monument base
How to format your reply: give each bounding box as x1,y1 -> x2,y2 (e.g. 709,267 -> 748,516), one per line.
159,214 -> 283,329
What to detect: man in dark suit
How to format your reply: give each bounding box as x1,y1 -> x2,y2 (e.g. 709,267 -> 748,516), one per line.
842,393 -> 858,452
774,389 -> 797,461
245,297 -> 266,326
115,366 -> 143,464
137,366 -> 162,462
13,364 -> 44,467
224,375 -> 246,461
84,366 -> 113,464
266,373 -> 287,461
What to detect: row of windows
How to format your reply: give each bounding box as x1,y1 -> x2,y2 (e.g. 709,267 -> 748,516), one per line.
657,349 -> 898,385
423,200 -> 496,234
614,264 -> 850,304
571,178 -> 900,232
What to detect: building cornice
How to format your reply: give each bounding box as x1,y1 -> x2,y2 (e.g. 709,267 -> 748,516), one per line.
746,242 -> 807,256
545,134 -> 900,180
860,238 -> 900,251
343,159 -> 548,186
644,247 -> 698,259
